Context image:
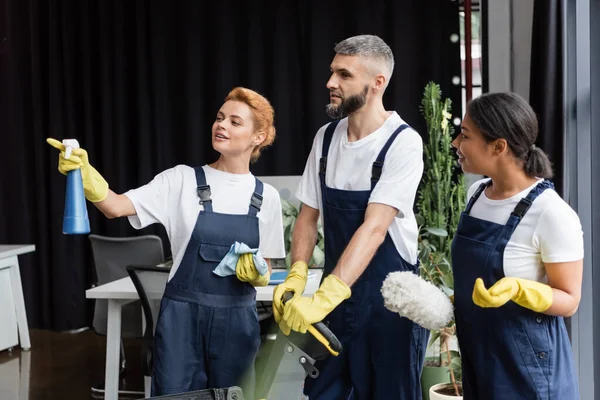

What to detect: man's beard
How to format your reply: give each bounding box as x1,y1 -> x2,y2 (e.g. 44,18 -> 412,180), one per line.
326,85 -> 369,119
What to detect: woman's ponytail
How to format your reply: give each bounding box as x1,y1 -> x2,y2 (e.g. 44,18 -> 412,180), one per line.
524,145 -> 553,179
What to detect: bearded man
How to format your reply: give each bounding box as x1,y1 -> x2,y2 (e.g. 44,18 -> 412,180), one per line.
273,34 -> 429,400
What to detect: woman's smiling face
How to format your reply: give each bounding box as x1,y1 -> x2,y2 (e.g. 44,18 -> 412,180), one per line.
452,112 -> 495,175
211,100 -> 262,160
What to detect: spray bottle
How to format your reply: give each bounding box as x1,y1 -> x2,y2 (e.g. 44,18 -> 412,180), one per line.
62,139 -> 91,235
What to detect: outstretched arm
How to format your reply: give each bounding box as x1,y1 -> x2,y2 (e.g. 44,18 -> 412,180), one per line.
94,190 -> 136,219
47,138 -> 136,219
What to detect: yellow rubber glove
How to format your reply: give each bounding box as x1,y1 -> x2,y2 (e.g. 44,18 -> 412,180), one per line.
272,261 -> 309,323
46,138 -> 109,203
472,277 -> 553,313
278,320 -> 292,336
282,274 -> 351,334
235,253 -> 270,287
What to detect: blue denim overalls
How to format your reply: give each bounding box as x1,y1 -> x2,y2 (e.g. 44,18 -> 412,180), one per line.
151,166 -> 263,398
452,180 -> 579,399
304,120 -> 429,400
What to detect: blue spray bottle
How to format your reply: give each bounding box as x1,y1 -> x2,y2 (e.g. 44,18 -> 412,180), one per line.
62,139 -> 91,235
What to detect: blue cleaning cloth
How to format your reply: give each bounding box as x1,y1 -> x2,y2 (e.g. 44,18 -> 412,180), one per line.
212,241 -> 269,277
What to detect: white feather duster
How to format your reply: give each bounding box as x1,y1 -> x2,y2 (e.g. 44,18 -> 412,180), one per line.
381,271 -> 454,330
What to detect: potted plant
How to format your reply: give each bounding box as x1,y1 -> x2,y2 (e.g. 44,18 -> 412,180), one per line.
279,199 -> 325,269
419,230 -> 462,400
416,82 -> 466,399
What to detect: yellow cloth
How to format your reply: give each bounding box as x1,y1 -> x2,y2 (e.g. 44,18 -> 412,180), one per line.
472,277 -> 553,313
272,261 -> 309,323
282,274 -> 351,334
235,253 -> 270,286
46,138 -> 109,203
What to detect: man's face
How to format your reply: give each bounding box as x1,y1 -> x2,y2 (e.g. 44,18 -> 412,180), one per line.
326,54 -> 371,119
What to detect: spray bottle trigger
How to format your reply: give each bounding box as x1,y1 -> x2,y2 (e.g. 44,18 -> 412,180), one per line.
62,139 -> 80,160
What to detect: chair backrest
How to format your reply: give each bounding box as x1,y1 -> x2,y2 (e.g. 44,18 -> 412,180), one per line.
126,265 -> 170,377
89,234 -> 165,337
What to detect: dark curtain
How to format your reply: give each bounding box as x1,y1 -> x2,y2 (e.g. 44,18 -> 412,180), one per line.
0,0 -> 461,330
529,0 -> 563,195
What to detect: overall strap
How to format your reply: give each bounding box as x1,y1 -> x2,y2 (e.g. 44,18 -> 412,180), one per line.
464,180 -> 492,215
505,180 -> 554,233
248,178 -> 264,217
194,166 -> 213,212
371,124 -> 410,190
319,120 -> 341,186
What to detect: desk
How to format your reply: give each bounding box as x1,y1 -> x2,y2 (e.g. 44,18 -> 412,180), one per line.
0,245 -> 35,353
86,269 -> 323,400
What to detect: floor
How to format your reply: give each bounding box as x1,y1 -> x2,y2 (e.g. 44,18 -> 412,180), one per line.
0,329 -> 144,400
0,319 -> 297,400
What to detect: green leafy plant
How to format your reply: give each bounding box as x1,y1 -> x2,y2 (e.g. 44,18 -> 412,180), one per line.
417,82 -> 466,396
281,199 -> 325,269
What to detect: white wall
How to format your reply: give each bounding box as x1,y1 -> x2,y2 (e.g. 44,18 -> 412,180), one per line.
510,0 -> 535,100
464,0 -> 535,189
257,175 -> 302,207
486,0 -> 535,99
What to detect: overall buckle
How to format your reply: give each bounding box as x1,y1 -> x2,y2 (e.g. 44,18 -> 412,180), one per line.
371,161 -> 384,181
511,198 -> 533,218
197,185 -> 212,205
251,193 -> 263,211
319,157 -> 327,174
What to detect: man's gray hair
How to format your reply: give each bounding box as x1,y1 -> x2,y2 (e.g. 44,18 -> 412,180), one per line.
334,35 -> 394,78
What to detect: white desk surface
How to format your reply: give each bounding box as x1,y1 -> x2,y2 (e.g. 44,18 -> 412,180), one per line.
0,244 -> 34,352
0,245 -> 36,259
86,269 -> 323,302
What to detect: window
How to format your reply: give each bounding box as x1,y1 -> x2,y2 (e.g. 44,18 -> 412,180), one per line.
459,2 -> 483,116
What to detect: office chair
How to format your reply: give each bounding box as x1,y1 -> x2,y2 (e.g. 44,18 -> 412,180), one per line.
89,234 -> 165,398
127,265 -> 249,400
126,265 -> 170,398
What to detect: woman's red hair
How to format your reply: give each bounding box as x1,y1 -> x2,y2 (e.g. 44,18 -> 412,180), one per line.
225,87 -> 276,162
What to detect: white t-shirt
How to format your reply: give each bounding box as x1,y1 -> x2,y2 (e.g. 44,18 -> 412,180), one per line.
296,112 -> 424,264
467,178 -> 584,282
124,165 -> 286,281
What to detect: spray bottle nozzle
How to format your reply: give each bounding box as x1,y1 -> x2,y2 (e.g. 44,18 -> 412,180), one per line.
62,139 -> 80,160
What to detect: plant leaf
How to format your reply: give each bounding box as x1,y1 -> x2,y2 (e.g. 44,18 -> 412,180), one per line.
428,329 -> 441,348
415,213 -> 425,226
425,227 -> 448,237
311,245 -> 325,268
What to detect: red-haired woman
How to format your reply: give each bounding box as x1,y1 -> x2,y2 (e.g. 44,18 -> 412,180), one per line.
47,87 -> 285,397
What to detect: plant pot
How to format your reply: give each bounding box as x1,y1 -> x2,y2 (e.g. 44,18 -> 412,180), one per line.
421,365 -> 450,400
429,382 -> 463,400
